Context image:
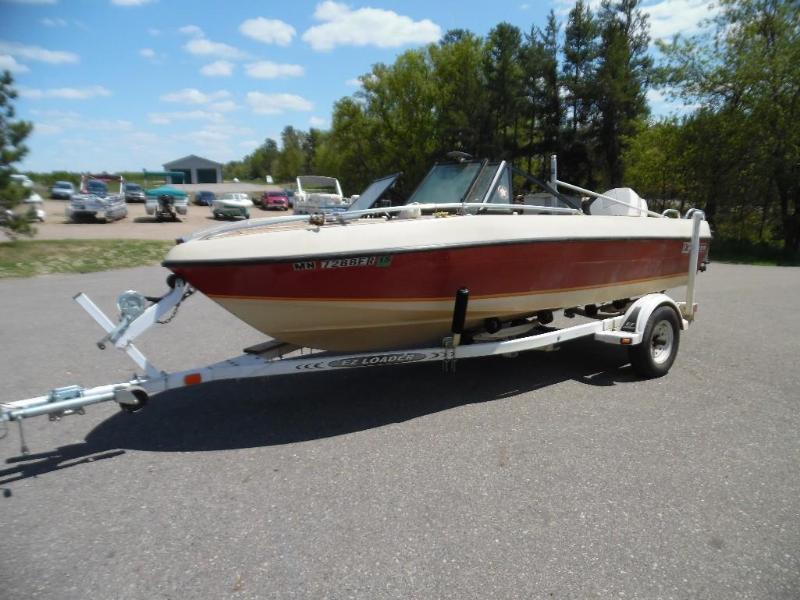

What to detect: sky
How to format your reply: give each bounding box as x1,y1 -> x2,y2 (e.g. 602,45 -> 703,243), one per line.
0,0 -> 716,173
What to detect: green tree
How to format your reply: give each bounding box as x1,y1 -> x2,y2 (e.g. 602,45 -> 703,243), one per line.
561,0 -> 600,186
249,138 -> 280,180
275,126 -> 306,181
483,23 -> 524,157
0,71 -> 34,237
658,0 -> 800,253
594,0 -> 652,186
429,30 -> 491,156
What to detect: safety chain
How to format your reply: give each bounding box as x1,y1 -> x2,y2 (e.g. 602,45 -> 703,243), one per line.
157,288 -> 195,325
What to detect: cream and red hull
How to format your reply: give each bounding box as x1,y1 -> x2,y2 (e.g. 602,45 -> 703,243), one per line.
164,216 -> 711,351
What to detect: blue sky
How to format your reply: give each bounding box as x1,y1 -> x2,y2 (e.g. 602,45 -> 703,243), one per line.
0,0 -> 714,173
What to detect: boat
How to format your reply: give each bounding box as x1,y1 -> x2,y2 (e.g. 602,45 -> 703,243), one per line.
293,175 -> 350,214
67,174 -> 128,223
211,192 -> 253,220
145,185 -> 188,220
163,156 -> 711,352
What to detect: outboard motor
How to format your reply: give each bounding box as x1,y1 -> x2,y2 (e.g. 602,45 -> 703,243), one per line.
156,194 -> 177,222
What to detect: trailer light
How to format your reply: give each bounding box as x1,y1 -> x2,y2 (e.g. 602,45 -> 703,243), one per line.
620,337 -> 633,345
184,373 -> 203,385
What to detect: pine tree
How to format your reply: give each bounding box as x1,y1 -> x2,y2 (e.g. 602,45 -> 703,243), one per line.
594,0 -> 652,186
0,70 -> 34,237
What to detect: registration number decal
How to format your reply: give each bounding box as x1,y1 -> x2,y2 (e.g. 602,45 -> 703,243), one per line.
320,256 -> 392,269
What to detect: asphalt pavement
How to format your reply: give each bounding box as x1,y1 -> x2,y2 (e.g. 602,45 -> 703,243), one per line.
0,262 -> 798,599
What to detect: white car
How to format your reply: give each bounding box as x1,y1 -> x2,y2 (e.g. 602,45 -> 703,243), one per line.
10,173 -> 33,189
212,193 -> 253,220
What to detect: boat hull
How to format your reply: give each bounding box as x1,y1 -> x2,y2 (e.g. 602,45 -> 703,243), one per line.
166,221 -> 710,351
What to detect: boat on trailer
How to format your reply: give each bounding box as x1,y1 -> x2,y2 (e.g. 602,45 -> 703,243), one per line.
164,155 -> 710,352
0,154 -> 711,454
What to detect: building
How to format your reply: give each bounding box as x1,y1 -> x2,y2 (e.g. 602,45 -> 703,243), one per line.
163,154 -> 223,184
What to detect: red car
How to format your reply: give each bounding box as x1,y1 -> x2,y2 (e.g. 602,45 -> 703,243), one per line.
261,190 -> 289,211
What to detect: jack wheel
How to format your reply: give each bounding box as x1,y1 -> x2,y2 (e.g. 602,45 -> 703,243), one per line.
628,306 -> 680,378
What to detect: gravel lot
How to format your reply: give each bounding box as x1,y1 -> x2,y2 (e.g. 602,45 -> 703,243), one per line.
0,260 -> 798,598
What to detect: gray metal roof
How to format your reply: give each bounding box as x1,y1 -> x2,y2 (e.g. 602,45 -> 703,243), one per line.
163,154 -> 223,168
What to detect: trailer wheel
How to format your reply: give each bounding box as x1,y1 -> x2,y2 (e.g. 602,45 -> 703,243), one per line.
629,305 -> 680,378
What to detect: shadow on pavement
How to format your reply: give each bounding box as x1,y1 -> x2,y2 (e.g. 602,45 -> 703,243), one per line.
1,338 -> 637,488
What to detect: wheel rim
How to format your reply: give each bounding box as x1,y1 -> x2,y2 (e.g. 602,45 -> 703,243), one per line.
650,320 -> 674,364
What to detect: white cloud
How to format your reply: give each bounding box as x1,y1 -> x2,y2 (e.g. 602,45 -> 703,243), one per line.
20,85 -> 111,100
309,116 -> 327,128
0,41 -> 78,64
0,54 -> 29,73
239,17 -> 296,46
345,77 -> 361,87
161,88 -> 231,104
240,140 -> 260,150
148,110 -> 225,125
200,60 -> 234,77
184,37 -> 248,60
179,24 -> 204,37
139,47 -> 164,63
33,112 -> 134,135
209,100 -> 238,112
41,17 -> 68,27
244,61 -> 304,79
247,92 -> 313,114
644,0 -> 716,39
148,28 -> 161,36
302,1 -> 441,51
111,0 -> 156,6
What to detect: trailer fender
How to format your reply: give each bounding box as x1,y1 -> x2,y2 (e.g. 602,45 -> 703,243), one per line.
595,294 -> 686,346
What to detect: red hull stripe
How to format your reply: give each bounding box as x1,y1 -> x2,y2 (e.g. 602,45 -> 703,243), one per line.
205,272 -> 687,303
169,239 -> 703,301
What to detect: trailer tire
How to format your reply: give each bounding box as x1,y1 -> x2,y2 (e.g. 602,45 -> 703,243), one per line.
629,305 -> 680,378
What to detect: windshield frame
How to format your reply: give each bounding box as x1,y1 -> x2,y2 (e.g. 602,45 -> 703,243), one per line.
406,159 -> 489,206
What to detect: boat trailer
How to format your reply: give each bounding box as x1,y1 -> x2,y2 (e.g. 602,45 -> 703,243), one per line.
0,213 -> 706,455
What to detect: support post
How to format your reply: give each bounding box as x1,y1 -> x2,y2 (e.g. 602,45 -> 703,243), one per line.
684,211 -> 704,320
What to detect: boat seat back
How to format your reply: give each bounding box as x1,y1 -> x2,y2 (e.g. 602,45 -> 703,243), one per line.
592,188 -> 648,217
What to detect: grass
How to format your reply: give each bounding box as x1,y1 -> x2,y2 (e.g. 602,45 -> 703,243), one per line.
0,239 -> 174,279
711,238 -> 800,267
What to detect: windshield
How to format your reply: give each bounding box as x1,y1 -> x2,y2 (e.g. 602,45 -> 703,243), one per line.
54,181 -> 73,189
87,180 -> 107,195
348,173 -> 401,211
126,184 -> 141,191
407,161 -> 483,205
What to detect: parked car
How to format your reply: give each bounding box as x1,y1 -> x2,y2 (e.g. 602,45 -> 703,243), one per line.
124,182 -> 146,202
194,190 -> 216,206
283,188 -> 295,208
50,180 -> 75,199
212,193 -> 253,220
10,174 -> 33,189
261,190 -> 289,211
